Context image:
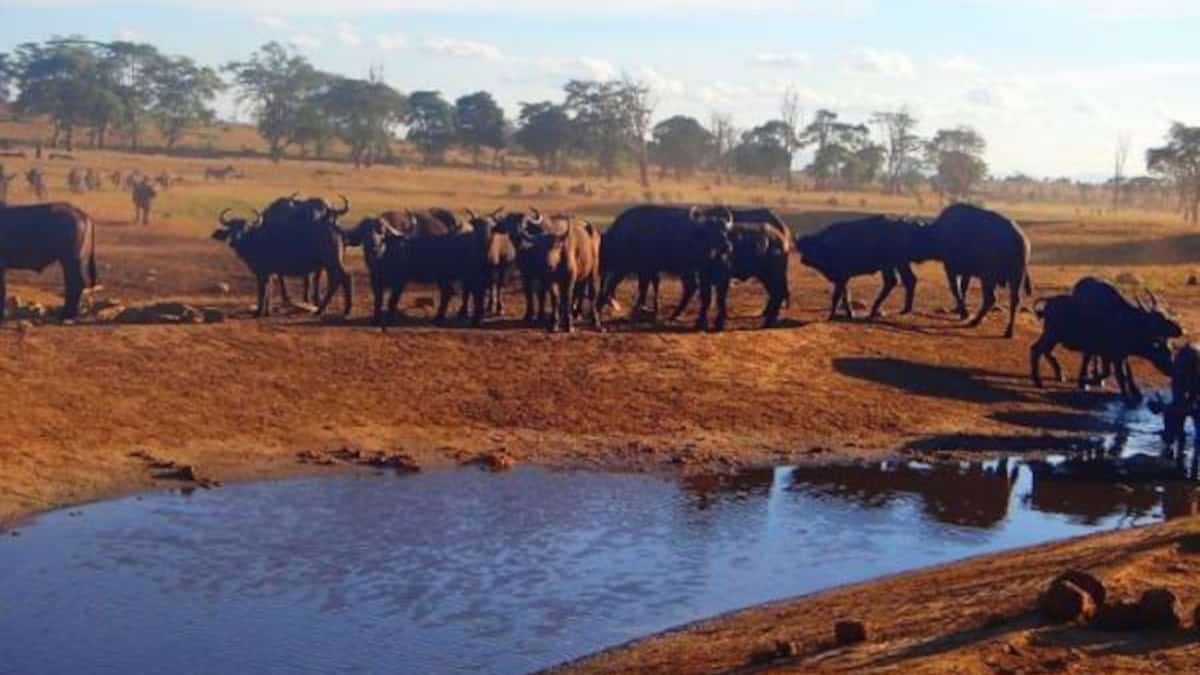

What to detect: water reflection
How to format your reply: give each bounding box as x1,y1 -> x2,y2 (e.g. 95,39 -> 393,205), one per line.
0,463 -> 1188,675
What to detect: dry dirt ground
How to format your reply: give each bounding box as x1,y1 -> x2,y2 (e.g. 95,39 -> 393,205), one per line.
4,153 -> 1200,673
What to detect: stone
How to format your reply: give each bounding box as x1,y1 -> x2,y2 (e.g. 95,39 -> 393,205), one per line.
834,620 -> 868,646
1052,570 -> 1106,606
1137,588 -> 1183,629
1093,600 -> 1143,631
201,308 -> 225,324
1038,579 -> 1096,623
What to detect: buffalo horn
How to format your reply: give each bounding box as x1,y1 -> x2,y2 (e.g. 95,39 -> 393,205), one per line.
218,208 -> 234,226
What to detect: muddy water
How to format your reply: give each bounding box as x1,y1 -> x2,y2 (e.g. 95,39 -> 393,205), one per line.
2,459 -> 1195,675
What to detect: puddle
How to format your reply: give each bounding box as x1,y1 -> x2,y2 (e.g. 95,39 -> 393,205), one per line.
2,462 -> 1195,674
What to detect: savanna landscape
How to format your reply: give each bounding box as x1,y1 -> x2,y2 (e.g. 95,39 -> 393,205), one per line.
5,17 -> 1200,675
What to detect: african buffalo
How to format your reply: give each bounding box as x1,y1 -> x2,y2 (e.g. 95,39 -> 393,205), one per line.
213,204 -> 352,318
260,194 -> 352,306
344,215 -> 486,328
598,205 -> 735,331
915,203 -> 1032,338
132,178 -> 157,225
26,168 -> 47,200
1030,277 -> 1179,403
499,209 -> 561,324
534,214 -> 602,332
1149,343 -> 1200,456
0,202 -> 97,322
465,209 -> 514,316
796,215 -> 925,321
380,208 -> 466,237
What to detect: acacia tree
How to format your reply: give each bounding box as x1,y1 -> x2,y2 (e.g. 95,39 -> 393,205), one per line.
621,76 -> 655,188
732,122 -> 791,181
514,101 -> 571,173
1147,122 -> 1200,223
150,56 -> 223,150
563,79 -> 629,180
926,126 -> 988,201
651,115 -> 713,180
0,53 -> 14,102
871,108 -> 922,194
105,41 -> 165,150
319,75 -> 406,167
406,90 -> 455,165
224,42 -> 324,162
454,91 -> 505,168
12,39 -> 113,149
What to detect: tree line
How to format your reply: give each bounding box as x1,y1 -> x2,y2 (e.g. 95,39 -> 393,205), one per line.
2,37 -> 1198,211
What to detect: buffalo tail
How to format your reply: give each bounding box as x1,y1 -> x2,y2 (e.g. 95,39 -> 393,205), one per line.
1023,268 -> 1033,296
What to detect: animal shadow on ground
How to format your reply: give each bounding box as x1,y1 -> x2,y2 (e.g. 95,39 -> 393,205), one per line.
854,614 -> 1043,670
989,410 -> 1122,434
902,433 -> 1105,454
1030,624 -> 1196,658
833,357 -> 1028,404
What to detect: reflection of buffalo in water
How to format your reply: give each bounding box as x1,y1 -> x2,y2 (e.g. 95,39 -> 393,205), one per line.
1028,455 -> 1193,524
788,460 -> 1018,528
679,468 -> 775,509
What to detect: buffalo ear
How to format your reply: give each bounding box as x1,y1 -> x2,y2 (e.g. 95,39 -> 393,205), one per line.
211,228 -> 230,241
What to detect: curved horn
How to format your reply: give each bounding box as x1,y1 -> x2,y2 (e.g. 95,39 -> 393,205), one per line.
288,192 -> 300,201
530,207 -> 544,225
1146,288 -> 1160,310
466,208 -> 478,220
689,205 -> 703,223
218,208 -> 234,226
490,206 -> 504,219
332,194 -> 350,216
251,209 -> 262,227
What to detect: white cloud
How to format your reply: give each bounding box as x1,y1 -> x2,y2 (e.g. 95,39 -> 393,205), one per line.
28,0 -> 879,16
937,55 -> 983,74
751,51 -> 811,69
254,15 -> 290,30
424,37 -> 504,61
336,22 -> 362,47
537,56 -> 618,81
375,33 -> 406,50
965,78 -> 1037,112
288,33 -> 322,49
848,47 -> 915,78
115,27 -> 141,41
633,66 -> 685,97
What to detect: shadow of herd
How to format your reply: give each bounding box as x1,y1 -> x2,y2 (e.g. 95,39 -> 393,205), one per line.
0,195 -> 1197,443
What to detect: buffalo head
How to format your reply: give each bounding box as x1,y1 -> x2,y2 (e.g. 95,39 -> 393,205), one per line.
689,205 -> 734,259
212,208 -> 261,244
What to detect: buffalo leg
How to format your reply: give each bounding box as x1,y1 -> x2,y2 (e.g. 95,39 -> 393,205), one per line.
0,268 -> 6,322
521,272 -> 537,324
695,276 -> 712,332
1030,334 -> 1060,388
841,285 -> 855,319
870,268 -> 898,319
275,276 -> 295,308
899,265 -> 917,314
587,279 -> 604,331
457,286 -> 470,320
671,275 -> 699,322
945,266 -> 967,318
371,279 -> 385,326
829,281 -> 848,320
762,276 -> 785,328
383,287 -> 403,330
255,275 -> 270,318
338,270 -> 353,316
711,270 -> 729,332
61,258 -> 84,320
471,281 -> 485,328
635,274 -> 655,319
1004,274 -> 1021,338
968,281 -> 997,328
434,283 -> 453,325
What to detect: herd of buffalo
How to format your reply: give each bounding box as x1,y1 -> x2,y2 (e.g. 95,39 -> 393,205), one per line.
1,194 -> 1199,448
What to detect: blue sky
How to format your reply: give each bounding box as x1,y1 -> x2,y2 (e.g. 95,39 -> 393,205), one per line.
2,0 -> 1199,178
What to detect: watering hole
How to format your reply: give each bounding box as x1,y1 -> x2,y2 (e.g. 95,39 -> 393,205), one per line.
4,430 -> 1198,675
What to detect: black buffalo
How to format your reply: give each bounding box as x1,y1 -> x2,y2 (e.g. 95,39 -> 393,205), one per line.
796,215 -> 925,321
260,194 -> 351,306
344,216 -> 487,328
1149,343 -> 1200,456
915,203 -> 1032,338
0,202 -> 98,321
212,203 -> 352,318
465,209 -> 514,316
1030,277 -> 1179,403
598,205 -> 735,331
